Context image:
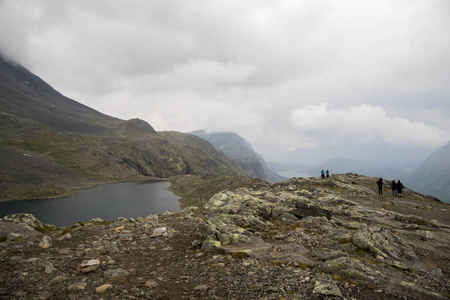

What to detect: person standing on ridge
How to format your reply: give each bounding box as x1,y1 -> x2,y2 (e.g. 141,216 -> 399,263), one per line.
321,170 -> 325,179
397,180 -> 404,197
391,180 -> 398,197
377,178 -> 383,196
326,170 -> 330,178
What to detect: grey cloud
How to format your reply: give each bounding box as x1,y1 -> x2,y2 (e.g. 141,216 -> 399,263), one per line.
1,0 -> 449,166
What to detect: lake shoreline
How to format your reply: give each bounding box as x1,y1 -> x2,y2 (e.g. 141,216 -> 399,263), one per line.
0,176 -> 169,203
0,180 -> 181,226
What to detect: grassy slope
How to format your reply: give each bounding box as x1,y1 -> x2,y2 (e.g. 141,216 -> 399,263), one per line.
0,57 -> 247,200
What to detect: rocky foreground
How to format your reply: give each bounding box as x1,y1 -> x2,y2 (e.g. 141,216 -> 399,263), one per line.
0,174 -> 449,299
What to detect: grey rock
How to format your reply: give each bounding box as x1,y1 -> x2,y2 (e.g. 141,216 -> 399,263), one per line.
145,280 -> 159,288
321,257 -> 382,282
68,282 -> 88,290
44,262 -> 57,274
428,268 -> 446,282
39,236 -> 52,249
78,259 -> 100,273
104,268 -> 130,278
313,274 -> 342,297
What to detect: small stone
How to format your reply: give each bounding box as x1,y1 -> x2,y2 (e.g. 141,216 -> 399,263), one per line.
424,231 -> 434,241
300,276 -> 311,283
151,227 -> 167,237
313,275 -> 342,297
104,268 -> 130,278
119,233 -> 133,241
44,262 -> 57,274
50,276 -> 70,283
145,280 -> 159,288
68,283 -> 87,290
39,236 -> 52,249
194,284 -> 208,291
57,233 -> 72,240
78,259 -> 100,272
114,226 -> 125,232
59,248 -> 70,255
95,284 -> 112,293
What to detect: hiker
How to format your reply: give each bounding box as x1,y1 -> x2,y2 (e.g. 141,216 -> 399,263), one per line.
321,170 -> 325,179
397,180 -> 404,197
377,178 -> 383,195
391,180 -> 398,197
326,170 -> 330,178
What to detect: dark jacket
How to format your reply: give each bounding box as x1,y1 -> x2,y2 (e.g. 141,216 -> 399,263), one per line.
377,178 -> 383,188
391,180 -> 397,190
397,181 -> 404,193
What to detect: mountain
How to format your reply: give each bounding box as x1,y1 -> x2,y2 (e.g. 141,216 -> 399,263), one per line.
0,55 -> 247,200
315,157 -> 404,179
189,130 -> 286,183
400,142 -> 450,203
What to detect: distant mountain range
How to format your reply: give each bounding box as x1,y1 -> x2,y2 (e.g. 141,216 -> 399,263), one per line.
315,157 -> 404,179
400,142 -> 450,203
0,55 -> 250,200
189,130 -> 285,183
279,142 -> 435,173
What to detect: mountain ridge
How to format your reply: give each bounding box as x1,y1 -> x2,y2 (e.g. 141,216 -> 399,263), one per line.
0,56 -> 248,200
400,142 -> 450,203
189,130 -> 286,183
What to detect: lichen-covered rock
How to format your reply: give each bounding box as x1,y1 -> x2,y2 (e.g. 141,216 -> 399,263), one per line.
321,257 -> 382,282
352,226 -> 419,263
1,213 -> 44,229
198,188 -> 335,252
312,274 -> 342,297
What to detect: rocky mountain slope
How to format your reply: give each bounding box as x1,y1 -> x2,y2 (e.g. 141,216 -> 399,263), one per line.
0,56 -> 247,200
190,130 -> 285,183
1,173 -> 448,299
400,142 -> 450,204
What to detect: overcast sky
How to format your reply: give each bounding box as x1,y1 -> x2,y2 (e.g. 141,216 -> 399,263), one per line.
1,0 -> 449,162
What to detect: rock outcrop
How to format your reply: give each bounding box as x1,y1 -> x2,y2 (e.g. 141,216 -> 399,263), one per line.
0,174 -> 449,299
196,174 -> 450,299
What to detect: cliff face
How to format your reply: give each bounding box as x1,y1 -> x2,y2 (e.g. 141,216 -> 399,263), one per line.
189,130 -> 286,183
1,174 -> 448,299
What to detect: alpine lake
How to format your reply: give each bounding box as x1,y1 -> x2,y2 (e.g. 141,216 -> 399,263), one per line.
0,180 -> 180,227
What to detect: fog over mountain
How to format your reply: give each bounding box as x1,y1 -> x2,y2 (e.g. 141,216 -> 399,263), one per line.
400,142 -> 450,203
274,142 -> 436,174
0,1 -> 449,171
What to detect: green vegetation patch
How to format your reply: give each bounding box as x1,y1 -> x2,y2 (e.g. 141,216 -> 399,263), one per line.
231,251 -> 250,259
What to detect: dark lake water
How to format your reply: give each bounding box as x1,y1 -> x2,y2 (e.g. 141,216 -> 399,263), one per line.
0,180 -> 180,227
